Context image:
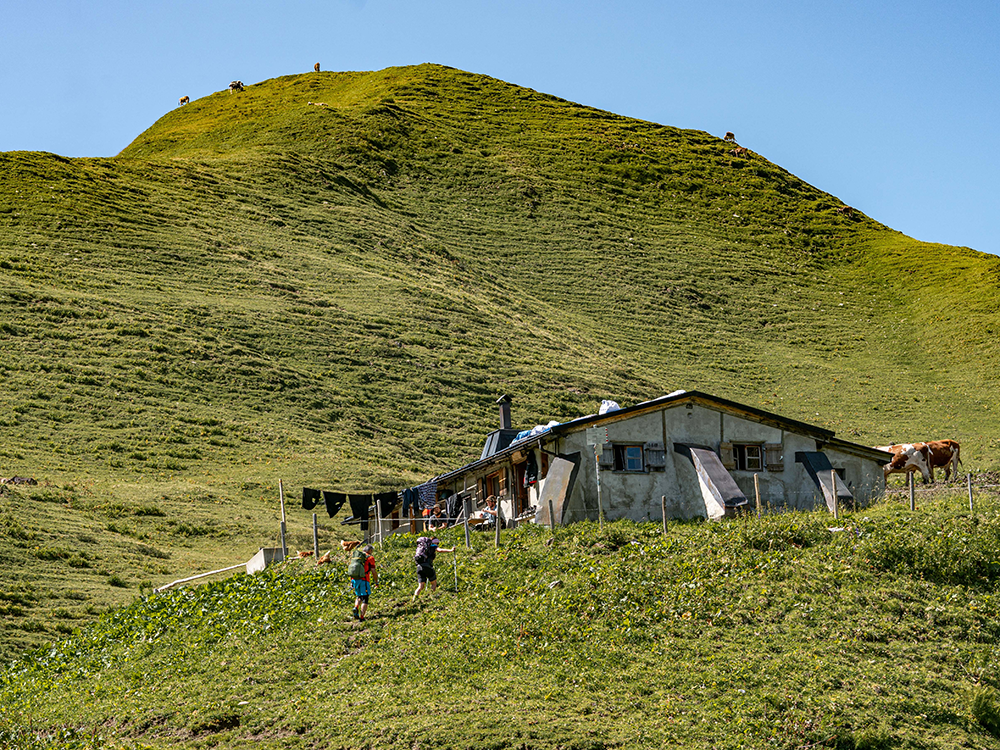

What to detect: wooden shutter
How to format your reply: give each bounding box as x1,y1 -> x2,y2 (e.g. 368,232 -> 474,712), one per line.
719,442 -> 735,470
599,443 -> 614,469
765,443 -> 784,471
645,441 -> 666,470
498,470 -> 508,496
540,451 -> 549,479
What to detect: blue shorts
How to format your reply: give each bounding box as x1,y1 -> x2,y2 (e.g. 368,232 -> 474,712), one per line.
351,579 -> 371,598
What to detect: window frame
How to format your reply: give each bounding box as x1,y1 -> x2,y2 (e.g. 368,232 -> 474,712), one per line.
734,443 -> 764,471
612,444 -> 646,473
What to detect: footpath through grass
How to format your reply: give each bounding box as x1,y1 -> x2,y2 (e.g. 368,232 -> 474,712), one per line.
4,492 -> 1000,749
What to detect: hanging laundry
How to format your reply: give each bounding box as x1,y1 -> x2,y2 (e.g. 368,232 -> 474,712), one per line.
348,494 -> 372,531
524,451 -> 539,486
302,487 -> 322,510
401,487 -> 419,516
323,491 -> 347,518
445,494 -> 460,525
374,490 -> 399,515
417,480 -> 438,510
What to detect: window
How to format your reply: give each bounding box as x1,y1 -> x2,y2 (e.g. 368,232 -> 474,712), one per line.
734,444 -> 763,471
720,443 -> 763,471
722,442 -> 783,471
614,445 -> 645,472
599,443 -> 659,472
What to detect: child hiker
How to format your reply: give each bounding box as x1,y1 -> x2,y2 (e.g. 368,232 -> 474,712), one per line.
411,536 -> 454,602
347,544 -> 377,621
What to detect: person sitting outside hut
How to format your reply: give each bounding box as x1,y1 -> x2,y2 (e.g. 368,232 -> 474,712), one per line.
480,495 -> 499,529
427,503 -> 447,531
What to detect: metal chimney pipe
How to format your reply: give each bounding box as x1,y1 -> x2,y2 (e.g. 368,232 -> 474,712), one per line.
496,394 -> 512,430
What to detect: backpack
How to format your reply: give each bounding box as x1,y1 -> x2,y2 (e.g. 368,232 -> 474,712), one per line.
347,548 -> 367,579
414,536 -> 434,564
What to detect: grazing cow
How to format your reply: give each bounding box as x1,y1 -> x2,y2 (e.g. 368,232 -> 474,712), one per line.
731,147 -> 748,156
178,95 -> 190,106
314,62 -> 321,73
228,80 -> 244,94
724,132 -> 736,142
921,439 -> 962,482
875,443 -> 931,484
836,205 -> 855,217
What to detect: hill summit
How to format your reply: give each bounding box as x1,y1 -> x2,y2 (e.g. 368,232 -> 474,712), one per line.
2,64 -> 998,490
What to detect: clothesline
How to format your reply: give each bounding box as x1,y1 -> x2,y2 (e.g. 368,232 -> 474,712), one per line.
301,480 -> 444,519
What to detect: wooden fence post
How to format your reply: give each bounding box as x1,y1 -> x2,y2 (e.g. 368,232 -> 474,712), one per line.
754,474 -> 761,519
278,479 -> 287,560
661,495 -> 667,535
463,497 -> 472,550
968,473 -> 974,513
312,513 -> 319,558
831,469 -> 839,519
908,471 -> 915,511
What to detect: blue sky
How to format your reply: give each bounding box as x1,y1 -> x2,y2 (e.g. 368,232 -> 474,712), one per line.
3,0 -> 999,255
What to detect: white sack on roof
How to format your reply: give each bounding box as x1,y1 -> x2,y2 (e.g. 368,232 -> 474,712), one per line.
599,400 -> 621,415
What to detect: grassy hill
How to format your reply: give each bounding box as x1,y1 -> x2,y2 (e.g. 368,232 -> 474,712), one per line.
4,495 -> 1000,749
2,63 -> 1000,672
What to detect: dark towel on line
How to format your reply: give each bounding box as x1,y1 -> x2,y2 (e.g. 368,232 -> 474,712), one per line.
349,494 -> 371,531
323,491 -> 347,518
375,490 -> 399,516
445,494 -> 459,526
302,487 -> 322,511
401,487 -> 419,516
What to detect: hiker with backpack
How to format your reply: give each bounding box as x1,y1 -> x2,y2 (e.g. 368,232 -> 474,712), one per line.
347,543 -> 377,621
411,536 -> 454,602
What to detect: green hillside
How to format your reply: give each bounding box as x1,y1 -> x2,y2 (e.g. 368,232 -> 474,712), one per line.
2,63 -> 1000,660
5,498 -> 1000,749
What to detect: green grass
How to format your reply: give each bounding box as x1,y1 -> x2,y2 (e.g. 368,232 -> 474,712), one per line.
4,494 -> 1000,749
3,61 -> 1000,732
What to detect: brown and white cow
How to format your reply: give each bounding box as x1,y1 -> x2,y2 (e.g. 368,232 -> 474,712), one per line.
724,131 -> 736,142
178,95 -> 190,106
875,443 -> 931,484
921,439 -> 962,482
314,62 -> 321,73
